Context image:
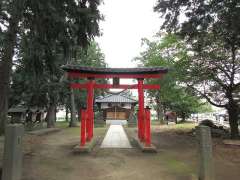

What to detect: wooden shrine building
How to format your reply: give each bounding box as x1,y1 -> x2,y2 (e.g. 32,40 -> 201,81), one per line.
8,105 -> 45,124
95,91 -> 137,123
62,65 -> 168,148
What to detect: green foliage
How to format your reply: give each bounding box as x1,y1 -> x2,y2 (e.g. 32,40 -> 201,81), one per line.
10,41 -> 107,109
0,0 -> 103,131
75,41 -> 107,67
154,0 -> 240,51
73,41 -> 107,110
154,0 -> 240,107
154,0 -> 240,138
6,0 -> 105,113
135,34 -> 209,119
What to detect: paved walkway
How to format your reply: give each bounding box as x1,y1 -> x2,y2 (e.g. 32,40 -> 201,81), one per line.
101,125 -> 132,148
106,120 -> 127,125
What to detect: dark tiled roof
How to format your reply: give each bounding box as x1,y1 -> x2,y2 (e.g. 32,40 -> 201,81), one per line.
95,94 -> 137,103
8,107 -> 28,113
8,106 -> 45,113
62,65 -> 168,74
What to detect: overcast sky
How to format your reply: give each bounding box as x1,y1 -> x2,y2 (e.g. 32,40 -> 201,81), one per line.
96,0 -> 163,68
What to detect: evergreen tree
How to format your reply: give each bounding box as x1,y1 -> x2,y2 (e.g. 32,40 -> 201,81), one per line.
0,0 -> 103,133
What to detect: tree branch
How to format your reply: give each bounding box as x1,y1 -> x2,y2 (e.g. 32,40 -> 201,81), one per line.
186,84 -> 227,108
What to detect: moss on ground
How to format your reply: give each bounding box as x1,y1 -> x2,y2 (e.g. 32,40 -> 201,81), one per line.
62,126 -> 107,136
55,121 -> 69,129
153,148 -> 196,178
151,122 -> 196,132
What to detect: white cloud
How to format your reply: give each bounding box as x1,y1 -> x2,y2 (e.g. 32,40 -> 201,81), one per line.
96,0 -> 163,68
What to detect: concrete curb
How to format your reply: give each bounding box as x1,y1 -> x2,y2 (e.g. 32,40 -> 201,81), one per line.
223,139 -> 240,146
27,128 -> 61,136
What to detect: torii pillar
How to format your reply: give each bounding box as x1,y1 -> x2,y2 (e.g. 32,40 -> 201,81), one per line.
86,78 -> 95,141
62,65 -> 168,149
137,78 -> 145,141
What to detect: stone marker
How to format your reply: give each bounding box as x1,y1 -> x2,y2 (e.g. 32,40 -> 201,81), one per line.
196,125 -> 214,180
2,124 -> 24,180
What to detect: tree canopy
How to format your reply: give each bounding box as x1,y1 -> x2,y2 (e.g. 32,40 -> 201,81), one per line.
154,0 -> 240,138
135,34 -> 211,122
10,40 -> 107,127
0,0 -> 103,133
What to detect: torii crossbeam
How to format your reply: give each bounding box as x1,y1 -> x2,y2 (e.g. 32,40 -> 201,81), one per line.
62,65 -> 168,148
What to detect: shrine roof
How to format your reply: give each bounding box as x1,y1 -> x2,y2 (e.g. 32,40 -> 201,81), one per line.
95,93 -> 137,104
62,65 -> 168,74
8,105 -> 45,113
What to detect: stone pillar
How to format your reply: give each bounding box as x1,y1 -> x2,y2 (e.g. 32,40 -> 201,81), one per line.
2,124 -> 24,180
196,125 -> 214,180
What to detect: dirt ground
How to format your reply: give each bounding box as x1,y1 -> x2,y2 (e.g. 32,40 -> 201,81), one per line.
17,123 -> 240,180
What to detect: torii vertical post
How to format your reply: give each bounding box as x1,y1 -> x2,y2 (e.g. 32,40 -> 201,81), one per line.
86,78 -> 95,141
63,66 -> 168,149
145,107 -> 151,146
80,109 -> 86,146
137,110 -> 140,138
138,78 -> 145,141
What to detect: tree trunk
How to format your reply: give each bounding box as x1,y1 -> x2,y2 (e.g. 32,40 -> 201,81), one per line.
0,9 -> 22,134
65,105 -> 69,122
181,113 -> 186,123
69,89 -> 77,127
78,108 -> 81,122
45,103 -> 56,128
228,106 -> 239,139
156,108 -> 161,124
155,105 -> 160,120
154,101 -> 163,125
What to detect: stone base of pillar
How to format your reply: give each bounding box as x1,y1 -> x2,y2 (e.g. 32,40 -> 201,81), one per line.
133,137 -> 157,153
73,137 -> 98,153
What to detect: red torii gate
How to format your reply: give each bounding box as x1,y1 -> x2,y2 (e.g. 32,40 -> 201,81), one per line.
62,65 -> 168,148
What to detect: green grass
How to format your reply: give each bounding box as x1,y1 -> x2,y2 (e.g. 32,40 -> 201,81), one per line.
63,125 -> 107,136
94,127 -> 107,136
56,121 -> 69,129
151,120 -> 161,125
173,123 -> 196,130
156,151 -> 196,177
94,123 -> 106,128
152,122 -> 196,129
164,157 -> 192,174
65,127 -> 80,135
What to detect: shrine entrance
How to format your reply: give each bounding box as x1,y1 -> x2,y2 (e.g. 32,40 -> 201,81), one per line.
62,65 -> 168,148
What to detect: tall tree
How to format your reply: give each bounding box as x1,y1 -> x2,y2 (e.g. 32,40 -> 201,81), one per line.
70,41 -> 107,127
0,0 -> 103,132
0,0 -> 25,133
10,41 -> 107,128
135,34 -> 208,123
154,0 -> 240,138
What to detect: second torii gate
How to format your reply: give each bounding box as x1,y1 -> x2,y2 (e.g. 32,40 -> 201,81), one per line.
62,65 -> 168,148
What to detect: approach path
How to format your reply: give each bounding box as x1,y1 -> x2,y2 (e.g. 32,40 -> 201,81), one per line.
101,125 -> 132,148
19,125 -> 240,180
